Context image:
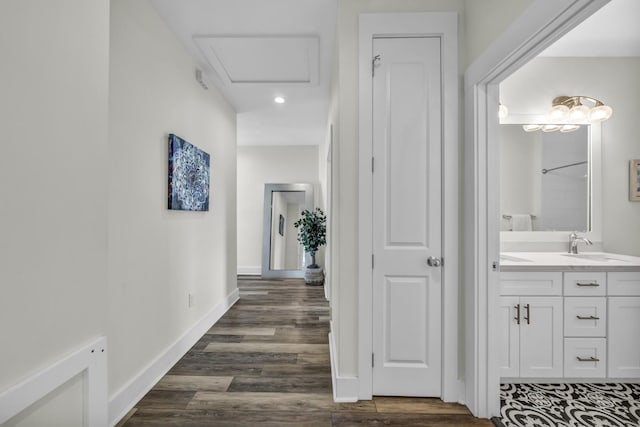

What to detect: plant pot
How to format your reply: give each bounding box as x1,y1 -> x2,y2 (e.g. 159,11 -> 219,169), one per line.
304,266 -> 324,286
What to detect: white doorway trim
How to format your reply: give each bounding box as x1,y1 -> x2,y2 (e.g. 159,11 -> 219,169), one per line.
463,0 -> 610,418
358,12 -> 459,402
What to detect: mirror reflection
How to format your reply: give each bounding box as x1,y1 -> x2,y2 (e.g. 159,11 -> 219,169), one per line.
269,191 -> 305,270
261,183 -> 313,279
500,124 -> 590,232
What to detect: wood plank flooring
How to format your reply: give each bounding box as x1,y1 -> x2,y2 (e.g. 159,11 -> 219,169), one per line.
118,277 -> 491,426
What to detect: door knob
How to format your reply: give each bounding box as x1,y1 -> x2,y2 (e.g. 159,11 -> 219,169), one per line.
427,256 -> 442,267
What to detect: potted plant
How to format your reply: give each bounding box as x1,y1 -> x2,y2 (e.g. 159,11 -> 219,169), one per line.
294,208 -> 327,285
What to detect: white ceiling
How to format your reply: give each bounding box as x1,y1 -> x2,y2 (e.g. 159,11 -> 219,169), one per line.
540,0 -> 640,57
150,0 -> 637,147
150,0 -> 336,146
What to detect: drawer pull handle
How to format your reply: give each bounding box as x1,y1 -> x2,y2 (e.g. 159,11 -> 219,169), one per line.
576,282 -> 599,287
576,315 -> 600,320
514,304 -> 520,325
576,356 -> 600,362
524,303 -> 530,325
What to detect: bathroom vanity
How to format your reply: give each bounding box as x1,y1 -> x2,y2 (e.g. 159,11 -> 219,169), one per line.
499,252 -> 640,382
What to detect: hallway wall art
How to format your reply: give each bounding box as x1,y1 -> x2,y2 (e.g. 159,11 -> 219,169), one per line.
168,133 -> 210,211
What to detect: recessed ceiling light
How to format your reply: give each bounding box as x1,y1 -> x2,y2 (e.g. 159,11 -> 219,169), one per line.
274,96 -> 285,104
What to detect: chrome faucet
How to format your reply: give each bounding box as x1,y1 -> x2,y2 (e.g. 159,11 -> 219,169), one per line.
569,232 -> 593,254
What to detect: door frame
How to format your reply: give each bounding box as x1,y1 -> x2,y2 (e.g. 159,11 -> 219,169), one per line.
358,12 -> 459,402
463,0 -> 609,418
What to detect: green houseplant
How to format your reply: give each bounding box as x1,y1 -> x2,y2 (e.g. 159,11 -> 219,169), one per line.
294,208 -> 326,284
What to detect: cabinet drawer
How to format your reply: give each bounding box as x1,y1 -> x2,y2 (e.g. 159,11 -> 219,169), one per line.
564,338 -> 606,378
564,272 -> 606,296
500,272 -> 562,296
608,272 -> 640,296
564,297 -> 606,337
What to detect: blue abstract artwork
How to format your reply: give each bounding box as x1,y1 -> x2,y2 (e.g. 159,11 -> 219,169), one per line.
168,134 -> 210,211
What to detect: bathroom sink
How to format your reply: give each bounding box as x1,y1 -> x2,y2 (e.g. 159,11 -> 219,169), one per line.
562,254 -> 624,262
500,254 -> 532,262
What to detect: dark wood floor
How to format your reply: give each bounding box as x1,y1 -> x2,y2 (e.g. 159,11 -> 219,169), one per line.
118,277 -> 491,426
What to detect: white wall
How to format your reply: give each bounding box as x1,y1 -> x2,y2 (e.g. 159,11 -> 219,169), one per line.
108,0 -> 237,407
237,145 -> 319,274
500,57 -> 640,255
463,0 -> 535,67
0,1 -> 110,424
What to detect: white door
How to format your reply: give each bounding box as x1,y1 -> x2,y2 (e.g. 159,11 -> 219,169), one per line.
519,297 -> 563,378
372,37 -> 442,396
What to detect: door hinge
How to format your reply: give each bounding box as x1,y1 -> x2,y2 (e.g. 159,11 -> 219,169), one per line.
372,54 -> 381,77
492,261 -> 499,271
372,353 -> 375,367
371,157 -> 374,173
371,254 -> 374,269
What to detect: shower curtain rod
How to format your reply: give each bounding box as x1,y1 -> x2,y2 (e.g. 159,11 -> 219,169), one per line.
542,160 -> 587,174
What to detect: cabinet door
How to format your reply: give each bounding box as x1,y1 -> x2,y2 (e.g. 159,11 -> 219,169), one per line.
608,297 -> 640,378
520,297 -> 563,378
499,297 -> 520,377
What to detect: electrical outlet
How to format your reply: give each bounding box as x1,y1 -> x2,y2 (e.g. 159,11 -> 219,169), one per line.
188,293 -> 194,308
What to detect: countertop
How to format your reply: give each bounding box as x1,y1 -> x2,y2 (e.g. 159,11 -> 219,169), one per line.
500,252 -> 640,272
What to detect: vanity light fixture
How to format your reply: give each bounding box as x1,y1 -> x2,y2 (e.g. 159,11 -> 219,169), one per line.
547,95 -> 613,124
522,95 -> 612,133
274,96 -> 285,104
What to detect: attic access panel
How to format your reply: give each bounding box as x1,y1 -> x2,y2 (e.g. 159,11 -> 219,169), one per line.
195,35 -> 319,86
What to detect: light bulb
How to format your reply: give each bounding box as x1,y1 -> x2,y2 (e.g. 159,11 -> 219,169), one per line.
560,124 -> 580,133
522,124 -> 543,132
589,104 -> 613,122
274,96 -> 285,104
547,105 -> 569,122
542,124 -> 561,132
498,104 -> 508,120
568,104 -> 590,122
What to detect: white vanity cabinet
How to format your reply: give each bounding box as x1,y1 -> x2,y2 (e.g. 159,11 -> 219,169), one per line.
499,272 -> 563,378
500,265 -> 640,382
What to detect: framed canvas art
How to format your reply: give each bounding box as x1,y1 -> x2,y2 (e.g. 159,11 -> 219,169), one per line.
168,134 -> 210,211
631,159 -> 640,201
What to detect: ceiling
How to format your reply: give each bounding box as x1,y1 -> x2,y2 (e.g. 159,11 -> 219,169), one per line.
150,0 -> 336,146
150,0 -> 637,147
540,0 -> 640,57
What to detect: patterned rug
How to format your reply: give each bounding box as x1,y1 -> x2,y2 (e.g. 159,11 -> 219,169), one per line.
497,383 -> 640,427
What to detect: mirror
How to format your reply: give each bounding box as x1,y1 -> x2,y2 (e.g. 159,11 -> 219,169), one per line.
500,124 -> 591,232
261,183 -> 313,278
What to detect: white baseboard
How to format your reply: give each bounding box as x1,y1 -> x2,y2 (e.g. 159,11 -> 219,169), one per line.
237,266 -> 261,276
329,323 -> 358,403
108,288 -> 239,426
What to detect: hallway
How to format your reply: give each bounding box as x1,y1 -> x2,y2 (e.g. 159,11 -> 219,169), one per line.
118,277 -> 490,426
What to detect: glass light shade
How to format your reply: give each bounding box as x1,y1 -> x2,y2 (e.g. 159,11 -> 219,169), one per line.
522,124 -> 543,132
547,104 -> 569,122
560,124 -> 580,133
542,124 -> 561,132
568,104 -> 590,122
589,104 -> 613,122
498,104 -> 508,120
